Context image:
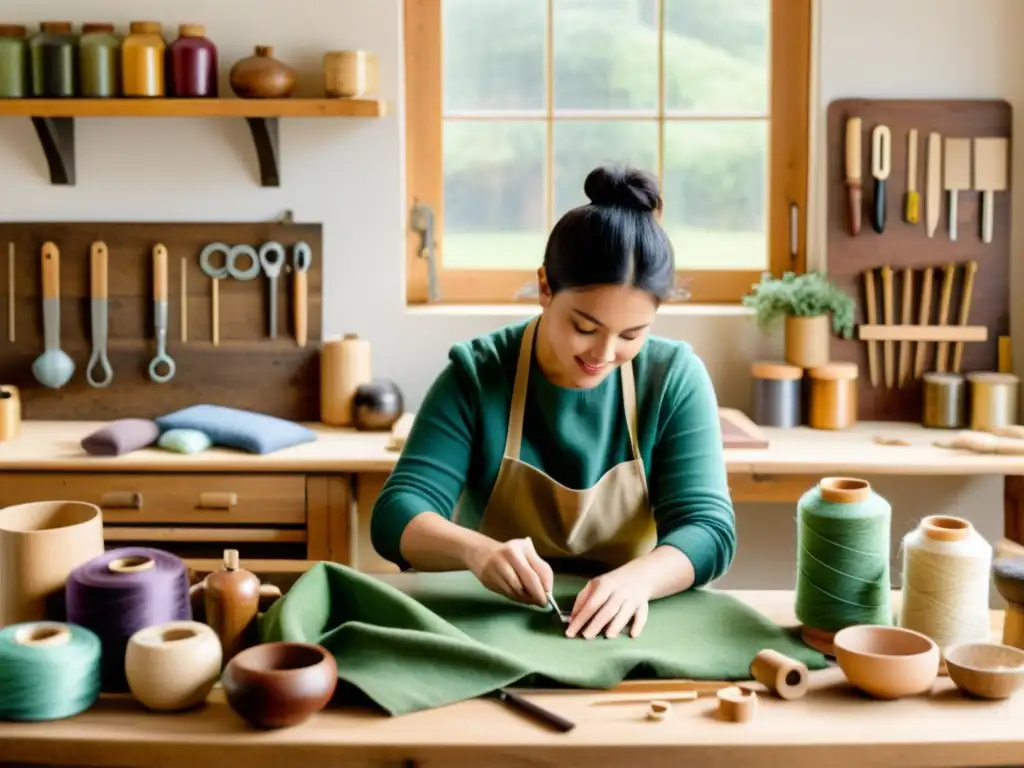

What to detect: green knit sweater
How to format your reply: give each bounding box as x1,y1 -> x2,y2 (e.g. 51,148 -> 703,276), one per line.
371,320 -> 737,586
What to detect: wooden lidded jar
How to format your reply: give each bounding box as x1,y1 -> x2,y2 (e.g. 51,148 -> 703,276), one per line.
784,314 -> 831,369
202,548 -> 261,665
807,362 -> 859,430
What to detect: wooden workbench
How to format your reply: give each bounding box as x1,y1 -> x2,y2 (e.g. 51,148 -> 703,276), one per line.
0,587 -> 1016,768
2,419 -> 1024,572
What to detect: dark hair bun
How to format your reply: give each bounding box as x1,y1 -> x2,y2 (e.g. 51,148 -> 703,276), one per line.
583,164 -> 661,213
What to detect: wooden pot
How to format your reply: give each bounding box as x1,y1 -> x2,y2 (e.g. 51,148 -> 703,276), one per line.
784,315 -> 830,369
229,45 -> 296,99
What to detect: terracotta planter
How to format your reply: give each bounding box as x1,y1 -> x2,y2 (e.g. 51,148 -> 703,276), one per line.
784,315 -> 831,369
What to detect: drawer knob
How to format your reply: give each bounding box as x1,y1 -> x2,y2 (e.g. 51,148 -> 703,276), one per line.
197,492 -> 238,510
100,491 -> 143,510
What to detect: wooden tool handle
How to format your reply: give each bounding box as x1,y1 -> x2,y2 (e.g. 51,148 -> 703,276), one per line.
90,242 -> 108,299
294,270 -> 308,347
951,260 -> 978,373
906,129 -> 918,192
881,266 -> 894,388
982,190 -> 995,244
846,183 -> 862,236
153,244 -> 168,301
913,267 -> 935,379
40,242 -> 60,300
845,117 -> 862,181
925,132 -> 942,238
898,267 -> 914,387
935,263 -> 957,372
863,268 -> 879,387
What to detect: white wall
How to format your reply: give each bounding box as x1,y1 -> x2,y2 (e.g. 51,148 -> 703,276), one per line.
0,0 -> 1018,595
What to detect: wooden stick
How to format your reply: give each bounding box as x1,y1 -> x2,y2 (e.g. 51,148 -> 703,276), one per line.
898,267 -> 914,387
607,679 -> 736,695
180,256 -> 188,343
934,263 -> 957,372
211,278 -> 220,347
858,324 -> 987,343
881,265 -> 894,388
591,692 -> 700,706
951,260 -> 978,373
913,266 -> 934,378
863,268 -> 880,387
6,242 -> 13,343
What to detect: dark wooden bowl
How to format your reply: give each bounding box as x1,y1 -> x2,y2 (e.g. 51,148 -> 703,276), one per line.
221,642 -> 337,729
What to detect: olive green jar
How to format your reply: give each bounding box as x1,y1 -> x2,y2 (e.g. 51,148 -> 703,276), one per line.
29,21 -> 78,97
0,25 -> 28,97
79,22 -> 120,97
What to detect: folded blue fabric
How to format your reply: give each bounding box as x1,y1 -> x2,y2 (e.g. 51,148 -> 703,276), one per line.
155,405 -> 317,455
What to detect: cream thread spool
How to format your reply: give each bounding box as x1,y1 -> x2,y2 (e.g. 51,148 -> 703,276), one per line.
898,515 -> 992,669
320,333 -> 372,427
807,362 -> 859,430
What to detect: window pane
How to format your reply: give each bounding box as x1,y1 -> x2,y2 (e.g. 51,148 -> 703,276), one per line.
664,0 -> 769,114
553,121 -> 659,218
442,0 -> 547,112
553,0 -> 658,112
663,120 -> 768,271
442,121 -> 547,270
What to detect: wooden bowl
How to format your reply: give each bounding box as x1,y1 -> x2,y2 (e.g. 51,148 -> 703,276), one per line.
833,624 -> 940,699
944,642 -> 1024,700
222,642 -> 338,729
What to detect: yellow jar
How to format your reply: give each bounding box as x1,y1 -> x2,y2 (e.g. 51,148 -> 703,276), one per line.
122,21 -> 165,96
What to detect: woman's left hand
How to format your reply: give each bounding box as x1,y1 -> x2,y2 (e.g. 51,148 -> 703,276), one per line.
565,568 -> 652,640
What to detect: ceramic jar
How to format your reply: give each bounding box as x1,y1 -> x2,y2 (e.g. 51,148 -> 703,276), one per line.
125,620 -> 222,712
229,45 -> 296,99
122,21 -> 165,97
784,314 -> 831,369
222,642 -> 338,729
29,21 -> 78,97
201,548 -> 260,664
168,24 -> 218,97
78,23 -> 120,98
323,50 -> 378,98
0,25 -> 28,98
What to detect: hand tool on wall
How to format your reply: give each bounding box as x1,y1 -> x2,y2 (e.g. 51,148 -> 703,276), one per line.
258,241 -> 285,340
880,265 -> 894,387
943,138 -> 971,241
904,129 -> 920,224
85,241 -> 113,388
844,117 -> 863,235
973,137 -> 1008,244
913,266 -> 934,379
148,244 -> 176,384
199,242 -> 261,347
180,257 -> 188,343
898,267 -> 913,386
934,262 -> 957,372
925,132 -> 942,238
6,242 -> 13,343
31,242 -> 75,389
871,125 -> 891,233
951,260 -> 978,373
292,241 -> 311,347
863,268 -> 880,387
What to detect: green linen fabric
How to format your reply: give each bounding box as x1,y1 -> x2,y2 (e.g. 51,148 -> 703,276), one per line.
258,563 -> 827,716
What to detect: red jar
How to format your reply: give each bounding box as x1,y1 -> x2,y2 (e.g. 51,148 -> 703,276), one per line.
168,23 -> 217,97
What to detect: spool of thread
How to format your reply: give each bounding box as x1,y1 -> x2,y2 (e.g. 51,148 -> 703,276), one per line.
0,385 -> 21,441
922,372 -> 966,429
967,372 -> 1020,431
65,547 -> 192,693
320,333 -> 372,426
748,649 -> 809,700
750,361 -> 803,428
794,477 -> 892,655
899,515 -> 992,662
0,621 -> 101,721
125,620 -> 222,712
0,501 -> 105,627
807,362 -> 859,430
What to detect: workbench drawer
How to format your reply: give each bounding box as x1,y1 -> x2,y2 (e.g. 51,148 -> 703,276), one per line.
0,473 -> 307,525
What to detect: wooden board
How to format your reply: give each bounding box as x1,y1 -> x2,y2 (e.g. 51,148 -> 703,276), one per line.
0,222 -> 323,421
825,99 -> 1012,421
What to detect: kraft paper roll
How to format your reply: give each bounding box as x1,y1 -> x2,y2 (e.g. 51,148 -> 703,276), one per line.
0,385 -> 20,442
320,333 -> 372,427
0,501 -> 105,627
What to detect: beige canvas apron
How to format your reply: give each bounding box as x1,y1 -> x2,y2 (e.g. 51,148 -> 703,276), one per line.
476,316 -> 657,569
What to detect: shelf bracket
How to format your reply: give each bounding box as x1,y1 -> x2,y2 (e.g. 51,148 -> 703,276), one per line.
245,117 -> 280,187
30,117 -> 75,186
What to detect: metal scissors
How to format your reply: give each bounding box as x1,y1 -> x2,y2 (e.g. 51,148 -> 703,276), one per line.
258,241 -> 286,339
199,242 -> 261,281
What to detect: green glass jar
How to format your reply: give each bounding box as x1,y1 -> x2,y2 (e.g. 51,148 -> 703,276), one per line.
0,25 -> 28,97
79,22 -> 120,97
29,20 -> 78,97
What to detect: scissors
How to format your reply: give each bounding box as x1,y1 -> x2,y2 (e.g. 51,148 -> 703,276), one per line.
258,241 -> 286,339
199,242 -> 261,281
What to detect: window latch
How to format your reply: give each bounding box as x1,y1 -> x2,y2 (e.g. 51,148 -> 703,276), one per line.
409,200 -> 440,302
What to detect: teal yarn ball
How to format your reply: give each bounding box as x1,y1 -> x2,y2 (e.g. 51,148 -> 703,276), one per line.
794,477 -> 893,634
0,621 -> 102,721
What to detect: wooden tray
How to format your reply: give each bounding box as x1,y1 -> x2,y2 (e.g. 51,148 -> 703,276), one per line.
825,99 -> 1012,421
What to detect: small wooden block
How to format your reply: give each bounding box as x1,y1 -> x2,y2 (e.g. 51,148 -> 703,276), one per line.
717,686 -> 757,723
645,700 -> 671,721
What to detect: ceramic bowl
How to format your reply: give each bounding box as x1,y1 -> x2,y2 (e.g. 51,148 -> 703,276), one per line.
944,643 -> 1024,700
222,641 -> 338,729
833,624 -> 940,699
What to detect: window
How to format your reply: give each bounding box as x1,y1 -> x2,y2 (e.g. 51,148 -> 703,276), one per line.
404,0 -> 811,305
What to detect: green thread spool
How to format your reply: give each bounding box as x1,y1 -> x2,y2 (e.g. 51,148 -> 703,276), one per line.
794,477 -> 893,655
0,621 -> 101,721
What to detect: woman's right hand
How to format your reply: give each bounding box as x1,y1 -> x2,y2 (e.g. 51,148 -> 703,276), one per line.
466,536 -> 554,606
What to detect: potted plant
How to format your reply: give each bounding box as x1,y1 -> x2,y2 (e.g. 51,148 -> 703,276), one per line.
742,271 -> 855,369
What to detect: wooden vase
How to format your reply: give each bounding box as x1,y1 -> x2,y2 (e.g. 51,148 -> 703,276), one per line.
229,45 -> 296,99
784,315 -> 830,369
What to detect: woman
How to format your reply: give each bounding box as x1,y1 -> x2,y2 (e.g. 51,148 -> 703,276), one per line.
371,164 -> 736,641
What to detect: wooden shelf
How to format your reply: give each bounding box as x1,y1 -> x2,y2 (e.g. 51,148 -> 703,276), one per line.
0,98 -> 387,187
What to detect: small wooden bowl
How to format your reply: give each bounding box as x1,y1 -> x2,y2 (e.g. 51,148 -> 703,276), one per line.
222,642 -> 338,729
944,643 -> 1024,700
833,625 -> 940,699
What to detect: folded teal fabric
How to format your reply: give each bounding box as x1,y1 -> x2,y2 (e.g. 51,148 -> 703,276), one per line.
259,563 -> 827,716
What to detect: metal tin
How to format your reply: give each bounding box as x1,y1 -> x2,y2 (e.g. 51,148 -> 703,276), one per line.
967,371 -> 1020,431
922,372 -> 965,429
750,361 -> 803,428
